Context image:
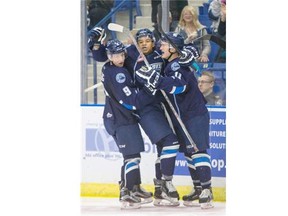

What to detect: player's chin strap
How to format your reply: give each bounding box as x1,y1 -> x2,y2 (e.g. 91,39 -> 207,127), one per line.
167,47 -> 177,62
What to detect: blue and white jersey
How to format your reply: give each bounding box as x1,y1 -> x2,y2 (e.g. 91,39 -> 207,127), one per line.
158,58 -> 208,120
101,62 -> 155,126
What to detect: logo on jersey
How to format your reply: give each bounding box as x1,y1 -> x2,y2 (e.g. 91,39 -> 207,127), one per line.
116,73 -> 126,83
171,62 -> 180,71
150,62 -> 162,71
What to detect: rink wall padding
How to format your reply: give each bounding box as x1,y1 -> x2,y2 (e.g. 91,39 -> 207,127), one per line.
81,106 -> 226,202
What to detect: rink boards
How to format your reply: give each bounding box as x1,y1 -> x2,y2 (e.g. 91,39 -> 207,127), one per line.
81,106 -> 226,201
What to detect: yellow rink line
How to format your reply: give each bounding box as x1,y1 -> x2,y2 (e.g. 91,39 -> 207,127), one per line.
81,183 -> 226,202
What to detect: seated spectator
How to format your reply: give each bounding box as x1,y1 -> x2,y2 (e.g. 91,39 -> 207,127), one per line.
175,5 -> 211,63
198,71 -> 224,105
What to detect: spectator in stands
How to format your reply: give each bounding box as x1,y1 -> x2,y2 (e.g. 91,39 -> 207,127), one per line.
217,0 -> 226,37
208,0 -> 221,34
208,0 -> 226,35
151,0 -> 188,33
198,71 -> 223,105
175,5 -> 211,63
211,0 -> 226,63
87,0 -> 114,31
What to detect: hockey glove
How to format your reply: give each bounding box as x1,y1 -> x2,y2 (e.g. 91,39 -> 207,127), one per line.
135,66 -> 161,88
143,83 -> 157,96
184,45 -> 200,58
179,45 -> 200,67
87,27 -> 107,49
179,49 -> 195,67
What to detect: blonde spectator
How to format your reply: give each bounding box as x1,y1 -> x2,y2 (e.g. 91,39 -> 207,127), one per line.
175,5 -> 211,62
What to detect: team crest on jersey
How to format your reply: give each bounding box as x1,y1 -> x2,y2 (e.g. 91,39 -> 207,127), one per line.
115,73 -> 126,83
171,62 -> 180,71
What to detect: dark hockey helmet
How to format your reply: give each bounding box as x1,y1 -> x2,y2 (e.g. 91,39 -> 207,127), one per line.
160,32 -> 184,49
136,28 -> 155,42
106,39 -> 126,54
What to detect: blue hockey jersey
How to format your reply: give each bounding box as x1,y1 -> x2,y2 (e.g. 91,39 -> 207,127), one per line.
101,61 -> 155,127
157,58 -> 208,120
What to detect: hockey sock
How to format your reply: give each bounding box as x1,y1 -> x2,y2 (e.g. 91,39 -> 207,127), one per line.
192,151 -> 212,189
159,134 -> 179,176
155,157 -> 162,180
155,143 -> 163,179
184,153 -> 201,187
123,154 -> 141,190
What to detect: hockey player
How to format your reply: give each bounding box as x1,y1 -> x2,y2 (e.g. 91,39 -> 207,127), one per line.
135,32 -> 214,209
133,29 -> 180,207
88,27 -> 199,206
101,39 -> 156,209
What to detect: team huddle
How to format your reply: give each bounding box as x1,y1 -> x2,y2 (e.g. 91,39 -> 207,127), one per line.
87,26 -> 213,209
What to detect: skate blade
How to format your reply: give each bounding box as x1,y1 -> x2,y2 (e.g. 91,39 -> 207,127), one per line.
120,201 -> 141,210
140,197 -> 153,204
183,201 -> 200,207
200,201 -> 214,209
153,198 -> 180,207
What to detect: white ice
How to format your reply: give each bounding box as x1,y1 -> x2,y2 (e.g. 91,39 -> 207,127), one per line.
81,197 -> 226,216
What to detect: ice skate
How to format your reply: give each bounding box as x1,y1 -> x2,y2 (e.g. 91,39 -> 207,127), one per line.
182,186 -> 202,207
119,187 -> 141,209
199,188 -> 214,209
153,178 -> 180,207
132,184 -> 153,204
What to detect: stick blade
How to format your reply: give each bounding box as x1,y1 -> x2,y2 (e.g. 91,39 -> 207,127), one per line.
108,23 -> 124,33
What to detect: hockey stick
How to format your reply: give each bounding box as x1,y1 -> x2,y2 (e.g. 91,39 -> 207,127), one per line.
108,22 -> 198,152
193,34 -> 226,49
84,82 -> 102,93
